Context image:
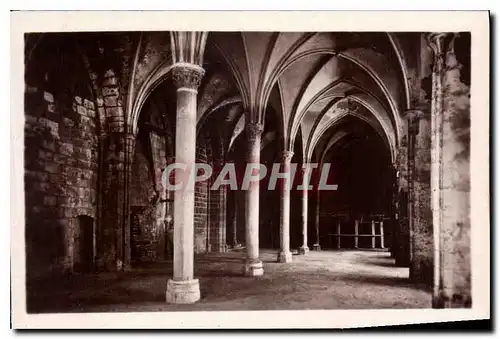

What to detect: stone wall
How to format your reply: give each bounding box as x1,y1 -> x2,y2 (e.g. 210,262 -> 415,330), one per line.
194,133 -> 209,253
407,37 -> 435,286
409,114 -> 433,284
438,33 -> 471,306
24,86 -> 98,278
208,157 -> 228,252
392,134 -> 411,267
129,136 -> 158,262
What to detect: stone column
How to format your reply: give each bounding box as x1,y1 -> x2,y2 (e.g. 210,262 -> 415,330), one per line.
394,144 -> 411,267
165,64 -> 204,304
371,220 -> 376,249
97,131 -> 136,272
407,117 -> 416,264
336,220 -> 341,249
406,109 -> 433,286
380,221 -> 385,249
122,132 -> 136,270
312,189 -> 321,251
232,192 -> 240,248
354,220 -> 359,249
298,166 -> 311,255
389,166 -> 399,258
278,151 -> 294,262
427,33 -> 471,308
244,122 -> 264,276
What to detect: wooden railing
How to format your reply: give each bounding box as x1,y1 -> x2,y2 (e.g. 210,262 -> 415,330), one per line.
327,219 -> 385,249
320,213 -> 389,249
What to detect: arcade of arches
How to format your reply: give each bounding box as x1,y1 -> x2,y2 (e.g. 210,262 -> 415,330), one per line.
24,31 -> 471,310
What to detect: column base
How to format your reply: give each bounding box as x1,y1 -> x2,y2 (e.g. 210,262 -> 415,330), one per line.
278,251 -> 293,263
432,291 -> 472,308
312,243 -> 321,251
298,245 -> 309,255
244,259 -> 264,277
166,278 -> 200,304
232,243 -> 244,251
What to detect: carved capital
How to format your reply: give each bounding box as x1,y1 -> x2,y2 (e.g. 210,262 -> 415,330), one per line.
281,151 -> 294,163
302,163 -> 315,175
171,64 -> 205,90
404,109 -> 424,123
245,122 -> 264,139
425,32 -> 454,58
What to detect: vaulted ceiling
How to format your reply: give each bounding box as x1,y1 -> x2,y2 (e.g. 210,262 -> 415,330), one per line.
26,31 -> 418,164
208,32 -> 413,162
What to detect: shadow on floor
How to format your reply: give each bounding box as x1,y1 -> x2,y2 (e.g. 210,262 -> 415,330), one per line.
26,250 -> 432,313
336,274 -> 432,293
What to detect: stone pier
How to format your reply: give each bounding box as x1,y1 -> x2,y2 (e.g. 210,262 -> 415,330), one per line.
277,151 -> 294,262
312,188 -> 321,251
244,122 -> 264,276
165,64 -> 205,304
298,165 -> 311,255
427,32 -> 471,308
406,109 -> 433,286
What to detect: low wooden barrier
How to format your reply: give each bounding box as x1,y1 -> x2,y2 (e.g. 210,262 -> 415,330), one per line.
327,219 -> 385,249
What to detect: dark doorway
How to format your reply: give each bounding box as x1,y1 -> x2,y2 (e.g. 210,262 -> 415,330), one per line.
74,215 -> 94,273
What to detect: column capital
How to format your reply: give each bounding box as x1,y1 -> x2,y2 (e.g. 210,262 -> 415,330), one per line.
281,151 -> 294,162
171,63 -> 205,90
405,109 -> 431,136
124,131 -> 136,142
425,32 -> 454,57
302,163 -> 314,174
245,122 -> 264,139
404,109 -> 425,123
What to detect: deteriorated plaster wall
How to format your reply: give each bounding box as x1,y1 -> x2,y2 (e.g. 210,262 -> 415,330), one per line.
438,35 -> 471,306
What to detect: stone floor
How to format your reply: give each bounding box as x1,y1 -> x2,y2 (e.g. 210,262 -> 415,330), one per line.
26,249 -> 432,313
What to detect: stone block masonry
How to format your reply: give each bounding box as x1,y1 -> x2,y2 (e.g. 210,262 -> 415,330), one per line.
24,85 -> 99,278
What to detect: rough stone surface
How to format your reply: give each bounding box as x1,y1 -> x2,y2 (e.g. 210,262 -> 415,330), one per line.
166,279 -> 201,304
438,37 -> 471,305
244,259 -> 264,277
407,112 -> 433,286
24,85 -> 98,277
27,250 -> 432,313
23,32 -> 473,310
298,246 -> 310,255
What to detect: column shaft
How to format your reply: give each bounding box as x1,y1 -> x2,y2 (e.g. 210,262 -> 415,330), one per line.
312,189 -> 321,250
172,88 -> 196,280
123,133 -> 136,270
232,192 -> 239,247
299,166 -> 310,255
371,220 -> 376,249
407,109 -> 433,285
395,149 -> 411,267
428,33 -> 471,308
278,151 -> 293,263
380,221 -> 385,249
354,220 -> 359,249
166,64 -> 204,304
408,128 -> 415,263
336,220 -> 341,249
244,122 -> 264,276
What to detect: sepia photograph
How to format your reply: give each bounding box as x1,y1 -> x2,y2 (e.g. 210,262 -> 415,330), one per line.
11,10 -> 490,329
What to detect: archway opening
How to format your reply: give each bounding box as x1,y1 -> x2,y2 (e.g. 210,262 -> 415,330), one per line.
315,116 -> 394,250
74,215 -> 95,273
